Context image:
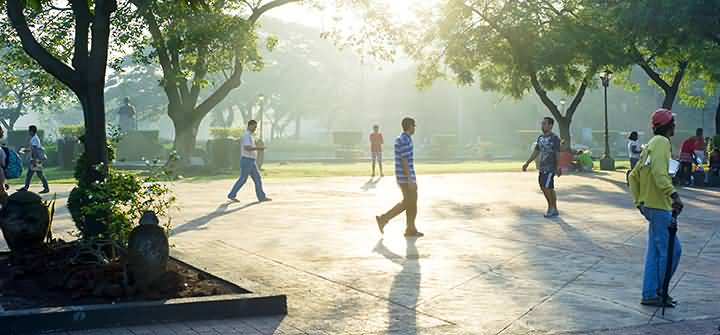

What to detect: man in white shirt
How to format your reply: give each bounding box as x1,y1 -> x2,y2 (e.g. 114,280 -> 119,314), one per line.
227,120 -> 270,202
18,125 -> 49,193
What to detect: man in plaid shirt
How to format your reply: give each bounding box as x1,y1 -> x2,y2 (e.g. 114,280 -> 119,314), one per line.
375,117 -> 423,238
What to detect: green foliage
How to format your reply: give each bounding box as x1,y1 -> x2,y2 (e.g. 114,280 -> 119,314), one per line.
209,127 -> 245,139
67,132 -> 177,246
58,125 -> 85,139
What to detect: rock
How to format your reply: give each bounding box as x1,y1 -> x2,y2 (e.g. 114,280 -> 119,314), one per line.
126,213 -> 169,291
0,192 -> 50,252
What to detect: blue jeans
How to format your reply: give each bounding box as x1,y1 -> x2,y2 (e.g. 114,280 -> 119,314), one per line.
228,157 -> 266,201
24,161 -> 49,190
640,207 -> 682,300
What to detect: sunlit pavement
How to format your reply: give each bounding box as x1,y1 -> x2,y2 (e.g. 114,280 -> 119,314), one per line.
8,172 -> 720,334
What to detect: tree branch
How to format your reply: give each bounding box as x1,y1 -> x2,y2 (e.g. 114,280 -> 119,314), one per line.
6,0 -> 79,92
195,56 -> 244,117
670,60 -> 689,91
529,72 -> 562,121
89,0 -> 117,83
248,0 -> 299,23
136,2 -> 182,104
70,0 -> 91,73
566,68 -> 596,120
634,48 -> 671,92
189,46 -> 209,105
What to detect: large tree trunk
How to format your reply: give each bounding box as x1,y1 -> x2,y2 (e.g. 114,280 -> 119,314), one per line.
557,117 -> 571,147
662,86 -> 680,110
78,84 -> 109,176
715,96 -> 720,135
170,112 -> 202,163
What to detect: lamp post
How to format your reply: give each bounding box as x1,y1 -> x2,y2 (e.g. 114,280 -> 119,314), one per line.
599,69 -> 615,171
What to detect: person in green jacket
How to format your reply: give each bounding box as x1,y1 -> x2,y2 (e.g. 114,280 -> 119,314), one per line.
628,108 -> 684,308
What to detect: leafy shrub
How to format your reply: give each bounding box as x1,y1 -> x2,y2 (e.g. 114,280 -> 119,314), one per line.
210,127 -> 245,140
58,124 -> 84,139
67,132 -> 177,246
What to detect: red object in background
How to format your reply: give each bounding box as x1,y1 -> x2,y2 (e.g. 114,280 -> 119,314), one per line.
679,137 -> 696,161
559,151 -> 573,174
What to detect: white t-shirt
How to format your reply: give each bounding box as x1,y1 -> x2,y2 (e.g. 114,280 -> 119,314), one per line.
31,134 -> 42,148
627,140 -> 641,160
241,131 -> 257,160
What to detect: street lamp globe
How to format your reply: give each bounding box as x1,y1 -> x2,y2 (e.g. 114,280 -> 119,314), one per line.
600,69 -> 613,88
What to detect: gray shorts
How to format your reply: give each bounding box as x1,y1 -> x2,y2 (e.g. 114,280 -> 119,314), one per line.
371,152 -> 382,161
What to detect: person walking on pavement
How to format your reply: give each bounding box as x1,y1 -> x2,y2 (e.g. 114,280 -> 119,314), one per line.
522,117 -> 562,218
629,108 -> 683,308
227,120 -> 271,203
375,117 -> 424,238
18,125 -> 49,194
370,125 -> 384,177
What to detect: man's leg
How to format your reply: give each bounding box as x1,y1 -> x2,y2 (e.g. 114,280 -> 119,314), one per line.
37,170 -> 49,191
23,166 -> 35,189
642,208 -> 661,300
548,189 -> 558,211
249,160 -> 267,201
380,185 -> 408,223
371,155 -> 376,177
378,154 -> 383,176
403,185 -> 418,234
653,210 -> 682,298
228,159 -> 251,199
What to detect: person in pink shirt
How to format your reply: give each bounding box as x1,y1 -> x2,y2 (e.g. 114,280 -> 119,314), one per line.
370,125 -> 384,177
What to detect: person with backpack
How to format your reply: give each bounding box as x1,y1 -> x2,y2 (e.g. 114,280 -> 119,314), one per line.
0,127 -> 7,204
628,109 -> 683,308
18,125 -> 49,194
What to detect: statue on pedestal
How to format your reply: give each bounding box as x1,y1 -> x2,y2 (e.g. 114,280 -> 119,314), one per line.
118,97 -> 137,132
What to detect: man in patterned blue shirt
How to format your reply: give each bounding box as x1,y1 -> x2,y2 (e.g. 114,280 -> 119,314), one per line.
375,117 -> 424,238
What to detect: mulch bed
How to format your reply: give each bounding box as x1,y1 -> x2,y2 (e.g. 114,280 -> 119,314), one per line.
0,242 -> 248,311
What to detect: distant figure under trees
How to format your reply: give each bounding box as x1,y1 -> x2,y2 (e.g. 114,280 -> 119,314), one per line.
118,97 -> 137,132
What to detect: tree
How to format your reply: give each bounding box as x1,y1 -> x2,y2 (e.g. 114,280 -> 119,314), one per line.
413,0 -> 622,144
130,0 -> 298,163
596,0 -> 710,110
0,47 -> 74,130
1,0 -> 134,181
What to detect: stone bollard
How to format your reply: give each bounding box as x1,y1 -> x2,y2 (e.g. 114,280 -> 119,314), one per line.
126,211 -> 169,291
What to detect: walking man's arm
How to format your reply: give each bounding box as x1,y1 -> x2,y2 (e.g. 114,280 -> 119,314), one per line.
523,149 -> 539,171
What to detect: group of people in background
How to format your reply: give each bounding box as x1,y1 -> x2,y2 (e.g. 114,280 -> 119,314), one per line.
628,126 -> 720,186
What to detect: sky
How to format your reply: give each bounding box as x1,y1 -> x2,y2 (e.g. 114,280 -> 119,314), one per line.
266,0 -> 439,29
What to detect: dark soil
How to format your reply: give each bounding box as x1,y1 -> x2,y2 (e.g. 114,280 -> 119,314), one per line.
0,243 -> 248,311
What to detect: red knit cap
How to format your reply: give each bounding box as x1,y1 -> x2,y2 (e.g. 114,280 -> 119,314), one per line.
651,108 -> 674,129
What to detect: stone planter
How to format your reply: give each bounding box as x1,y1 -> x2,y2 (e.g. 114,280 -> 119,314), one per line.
116,131 -> 163,162
57,138 -> 82,170
207,139 -> 240,170
0,192 -> 50,252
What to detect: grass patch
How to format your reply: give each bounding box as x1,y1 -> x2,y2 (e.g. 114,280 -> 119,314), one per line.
13,160 -> 633,186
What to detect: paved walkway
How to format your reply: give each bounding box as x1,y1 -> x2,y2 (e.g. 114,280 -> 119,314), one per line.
4,172 -> 720,334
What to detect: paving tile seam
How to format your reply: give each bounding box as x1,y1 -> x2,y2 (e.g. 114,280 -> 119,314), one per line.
560,288 -> 658,320
461,226 -> 720,274
555,317 -> 720,335
212,240 -> 458,328
495,258 -> 606,335
649,271 -> 689,323
414,253 -> 528,309
696,230 -> 719,257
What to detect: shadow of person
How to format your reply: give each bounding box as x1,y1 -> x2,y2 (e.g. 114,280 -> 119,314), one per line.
374,238 -> 420,334
171,201 -> 260,236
